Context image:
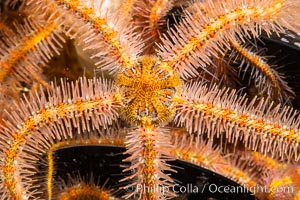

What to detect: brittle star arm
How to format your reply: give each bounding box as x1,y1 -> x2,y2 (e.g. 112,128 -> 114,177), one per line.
120,124 -> 176,199
27,0 -> 143,73
167,130 -> 259,190
0,77 -> 120,199
173,82 -> 300,162
0,18 -> 64,85
57,173 -> 118,199
157,0 -> 300,78
228,38 -> 295,103
45,128 -> 125,200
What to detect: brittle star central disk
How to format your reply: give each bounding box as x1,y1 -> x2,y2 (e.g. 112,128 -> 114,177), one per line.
115,55 -> 181,125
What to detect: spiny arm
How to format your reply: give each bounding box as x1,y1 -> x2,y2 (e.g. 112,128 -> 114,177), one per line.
129,0 -> 175,54
0,77 -> 120,199
56,173 -> 118,200
174,82 -> 300,161
0,18 -> 64,87
45,128 -> 125,200
120,124 -> 175,199
27,0 -> 143,73
158,0 -> 300,78
229,39 -> 294,104
168,130 -> 259,190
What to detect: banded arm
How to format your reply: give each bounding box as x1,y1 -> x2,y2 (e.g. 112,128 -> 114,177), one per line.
158,0 -> 300,78
0,77 -> 120,200
174,82 -> 300,161
26,0 -> 143,73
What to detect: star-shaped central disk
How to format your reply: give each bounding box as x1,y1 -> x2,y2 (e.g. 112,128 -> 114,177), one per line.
115,55 -> 181,125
